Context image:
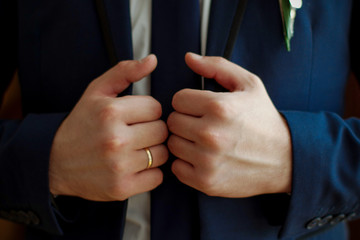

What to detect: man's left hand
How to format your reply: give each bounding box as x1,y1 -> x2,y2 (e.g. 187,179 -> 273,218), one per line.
167,53 -> 292,198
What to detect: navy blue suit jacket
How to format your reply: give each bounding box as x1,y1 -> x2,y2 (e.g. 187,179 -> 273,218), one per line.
1,0 -> 360,239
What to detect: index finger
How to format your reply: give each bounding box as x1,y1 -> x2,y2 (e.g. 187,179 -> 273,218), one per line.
172,88 -> 216,117
108,95 -> 162,124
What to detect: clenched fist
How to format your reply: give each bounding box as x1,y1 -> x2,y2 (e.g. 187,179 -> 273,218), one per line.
49,55 -> 169,201
167,53 -> 292,198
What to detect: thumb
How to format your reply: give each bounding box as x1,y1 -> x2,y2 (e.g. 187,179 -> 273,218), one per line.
87,54 -> 157,97
185,52 -> 259,92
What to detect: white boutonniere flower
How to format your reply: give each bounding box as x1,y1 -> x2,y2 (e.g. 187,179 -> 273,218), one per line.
279,0 -> 302,51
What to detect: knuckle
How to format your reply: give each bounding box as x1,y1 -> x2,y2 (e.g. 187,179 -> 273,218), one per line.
207,98 -> 234,120
108,158 -> 127,174
198,126 -> 222,150
98,102 -> 119,123
86,80 -> 98,93
101,136 -> 128,157
143,96 -> 162,118
247,73 -> 262,88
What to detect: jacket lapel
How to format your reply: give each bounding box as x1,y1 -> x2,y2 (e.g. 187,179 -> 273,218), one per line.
206,0 -> 242,57
101,0 -> 133,95
200,1 -> 255,239
102,0 -> 133,61
90,2 -> 132,236
204,0 -> 245,91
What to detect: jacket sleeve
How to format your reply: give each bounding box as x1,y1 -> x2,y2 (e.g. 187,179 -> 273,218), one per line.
0,0 -> 66,235
278,3 -> 360,238
278,111 -> 360,239
0,114 -> 68,235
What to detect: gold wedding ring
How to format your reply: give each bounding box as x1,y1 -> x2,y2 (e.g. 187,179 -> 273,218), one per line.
144,147 -> 153,169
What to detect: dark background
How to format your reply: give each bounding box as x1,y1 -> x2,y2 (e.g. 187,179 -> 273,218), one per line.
344,73 -> 360,240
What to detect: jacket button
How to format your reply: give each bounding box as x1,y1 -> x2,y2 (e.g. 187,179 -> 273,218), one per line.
0,210 -> 10,219
347,212 -> 357,221
28,211 -> 40,225
17,210 -> 31,225
330,214 -> 346,225
8,210 -> 18,222
0,210 -> 40,225
306,217 -> 321,230
318,215 -> 333,226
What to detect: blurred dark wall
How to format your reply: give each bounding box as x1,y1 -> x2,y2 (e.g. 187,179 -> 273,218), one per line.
344,73 -> 360,240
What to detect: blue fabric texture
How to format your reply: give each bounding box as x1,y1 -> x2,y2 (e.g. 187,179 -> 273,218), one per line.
0,0 -> 359,239
150,1 -> 201,239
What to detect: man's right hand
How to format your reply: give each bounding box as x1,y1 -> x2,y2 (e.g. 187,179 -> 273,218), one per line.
49,55 -> 169,201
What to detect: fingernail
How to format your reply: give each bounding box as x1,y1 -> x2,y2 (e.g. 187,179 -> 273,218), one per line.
139,54 -> 154,63
188,52 -> 202,59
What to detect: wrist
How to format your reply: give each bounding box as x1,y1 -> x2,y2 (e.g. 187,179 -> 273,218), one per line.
264,113 -> 292,195
274,113 -> 293,194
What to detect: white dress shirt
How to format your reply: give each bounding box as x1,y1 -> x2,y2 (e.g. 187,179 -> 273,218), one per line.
123,1 -> 212,239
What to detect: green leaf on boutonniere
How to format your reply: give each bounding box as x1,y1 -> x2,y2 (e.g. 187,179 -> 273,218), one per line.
279,0 -> 302,51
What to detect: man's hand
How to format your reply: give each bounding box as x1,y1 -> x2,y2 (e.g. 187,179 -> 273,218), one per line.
167,53 -> 292,198
49,55 -> 169,201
